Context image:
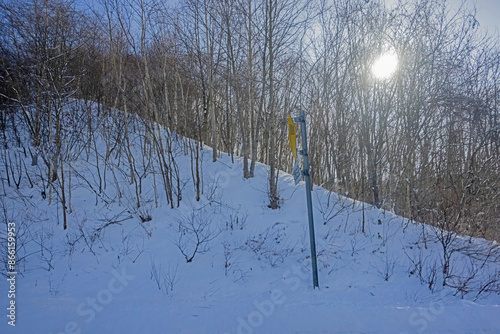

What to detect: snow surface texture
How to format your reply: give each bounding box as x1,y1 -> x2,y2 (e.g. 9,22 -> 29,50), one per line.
1,101 -> 499,334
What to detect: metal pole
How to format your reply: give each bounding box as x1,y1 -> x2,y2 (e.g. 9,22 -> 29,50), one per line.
295,110 -> 319,288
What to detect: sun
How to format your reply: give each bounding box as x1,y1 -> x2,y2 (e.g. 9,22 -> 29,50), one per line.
371,52 -> 398,80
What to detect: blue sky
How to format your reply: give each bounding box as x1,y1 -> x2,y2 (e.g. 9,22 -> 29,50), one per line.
77,0 -> 498,35
384,0 -> 499,35
474,0 -> 499,34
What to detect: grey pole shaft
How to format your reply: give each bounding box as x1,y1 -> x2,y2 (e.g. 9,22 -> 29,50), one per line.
298,110 -> 319,288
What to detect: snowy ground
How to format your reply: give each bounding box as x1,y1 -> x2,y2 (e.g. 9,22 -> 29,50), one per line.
1,101 -> 499,333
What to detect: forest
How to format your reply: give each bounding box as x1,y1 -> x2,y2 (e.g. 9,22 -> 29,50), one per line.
1,0 -> 499,241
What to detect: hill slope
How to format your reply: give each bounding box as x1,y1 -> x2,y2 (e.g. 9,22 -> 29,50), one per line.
1,101 -> 499,333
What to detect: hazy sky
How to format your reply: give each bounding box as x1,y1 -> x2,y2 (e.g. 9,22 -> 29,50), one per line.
474,0 -> 499,34
384,0 -> 499,35
78,0 -> 498,36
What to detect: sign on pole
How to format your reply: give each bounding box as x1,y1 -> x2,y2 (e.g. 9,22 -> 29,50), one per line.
288,113 -> 297,159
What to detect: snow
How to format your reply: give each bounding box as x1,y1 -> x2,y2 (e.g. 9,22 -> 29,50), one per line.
1,101 -> 499,334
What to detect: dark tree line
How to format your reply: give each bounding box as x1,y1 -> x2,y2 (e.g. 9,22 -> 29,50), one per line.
1,0 -> 498,239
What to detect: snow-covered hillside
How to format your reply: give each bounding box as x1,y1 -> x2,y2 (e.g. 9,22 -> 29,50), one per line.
1,101 -> 499,333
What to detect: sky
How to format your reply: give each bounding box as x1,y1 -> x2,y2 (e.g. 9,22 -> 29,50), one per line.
77,0 -> 498,36
384,0 -> 499,35
474,0 -> 500,34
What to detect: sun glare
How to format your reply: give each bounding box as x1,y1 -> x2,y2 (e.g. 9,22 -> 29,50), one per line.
371,52 -> 398,80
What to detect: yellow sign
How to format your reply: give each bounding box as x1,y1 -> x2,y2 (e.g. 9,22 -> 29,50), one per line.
288,113 -> 297,159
